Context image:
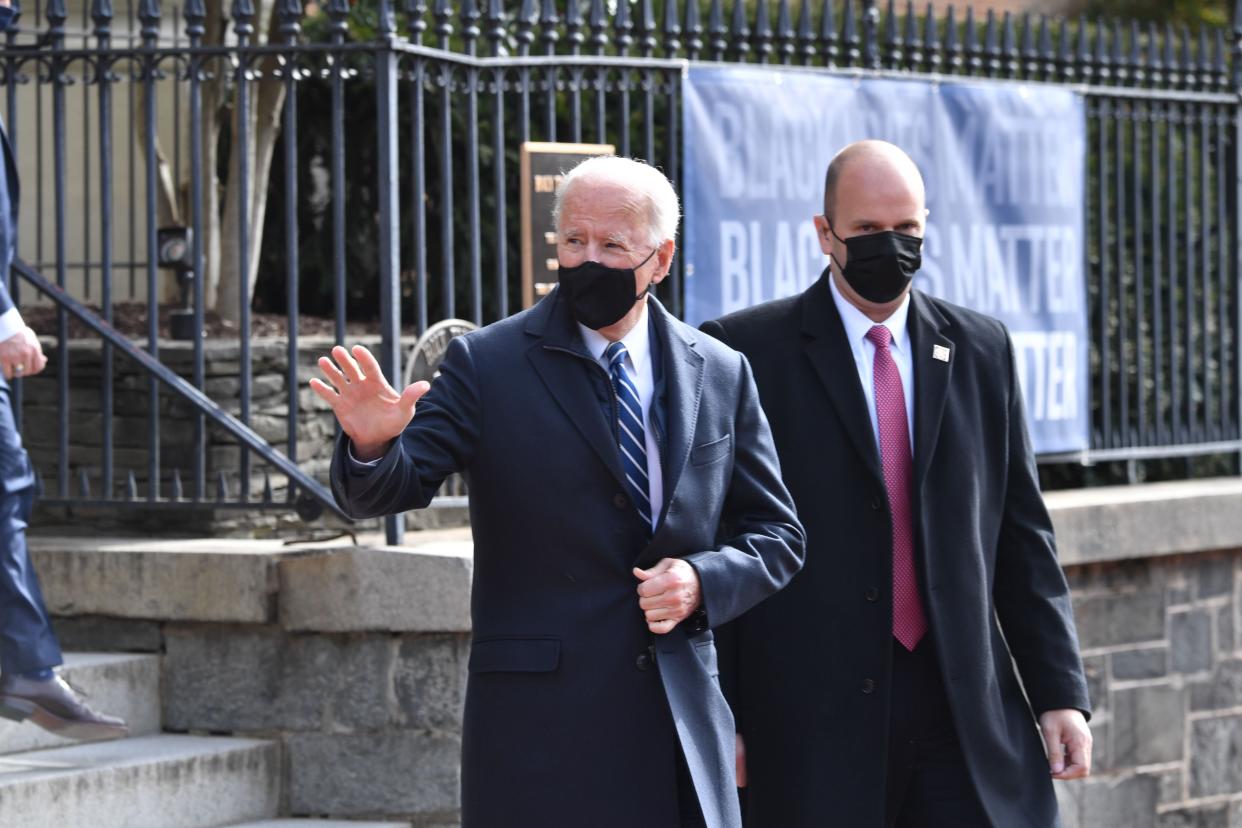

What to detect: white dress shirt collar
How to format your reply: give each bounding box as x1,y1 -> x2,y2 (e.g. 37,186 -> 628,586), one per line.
578,302 -> 652,372
827,271 -> 911,355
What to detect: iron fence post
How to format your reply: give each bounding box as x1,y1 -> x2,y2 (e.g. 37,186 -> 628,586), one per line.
1234,0 -> 1242,471
377,0 -> 404,545
48,0 -> 69,499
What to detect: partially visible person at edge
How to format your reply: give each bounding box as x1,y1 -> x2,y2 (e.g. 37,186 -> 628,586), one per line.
311,155 -> 805,828
703,139 -> 1092,827
0,0 -> 128,741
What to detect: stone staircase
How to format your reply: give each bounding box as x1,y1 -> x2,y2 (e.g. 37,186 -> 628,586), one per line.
0,652 -> 411,828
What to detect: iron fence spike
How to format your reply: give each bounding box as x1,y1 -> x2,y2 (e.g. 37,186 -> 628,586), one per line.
775,0 -> 794,63
923,3 -> 939,70
819,0 -> 837,66
842,0 -> 858,66
963,6 -> 980,75
707,0 -> 726,58
944,4 -> 961,73
730,0 -> 750,59
90,0 -> 114,37
904,0 -> 921,70
1001,11 -> 1017,77
1147,22 -> 1162,86
754,0 -> 773,63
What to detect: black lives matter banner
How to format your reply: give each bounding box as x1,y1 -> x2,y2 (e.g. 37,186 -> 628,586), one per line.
683,66 -> 1088,455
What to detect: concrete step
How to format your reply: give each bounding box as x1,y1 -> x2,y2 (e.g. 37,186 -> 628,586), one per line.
0,733 -> 279,828
0,652 -> 161,755
227,822 -> 412,827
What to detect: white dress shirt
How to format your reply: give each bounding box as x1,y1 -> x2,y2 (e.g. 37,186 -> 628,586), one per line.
0,307 -> 24,342
578,303 -> 664,532
828,273 -> 915,453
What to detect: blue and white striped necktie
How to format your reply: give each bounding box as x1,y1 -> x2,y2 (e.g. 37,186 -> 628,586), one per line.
605,340 -> 653,528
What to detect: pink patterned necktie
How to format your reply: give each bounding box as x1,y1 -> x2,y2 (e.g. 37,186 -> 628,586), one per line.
865,324 -> 928,652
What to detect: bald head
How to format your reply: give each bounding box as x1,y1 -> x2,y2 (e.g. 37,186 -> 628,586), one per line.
822,140 -> 925,221
812,140 -> 927,320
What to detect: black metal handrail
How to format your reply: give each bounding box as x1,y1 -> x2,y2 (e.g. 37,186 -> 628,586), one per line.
13,258 -> 348,523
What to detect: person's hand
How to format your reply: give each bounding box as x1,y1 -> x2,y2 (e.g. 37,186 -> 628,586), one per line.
0,326 -> 47,380
735,732 -> 747,788
309,344 -> 430,460
1039,708 -> 1092,780
633,558 -> 701,634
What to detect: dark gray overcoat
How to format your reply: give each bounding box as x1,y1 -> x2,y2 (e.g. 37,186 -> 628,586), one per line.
331,289 -> 804,828
704,275 -> 1091,828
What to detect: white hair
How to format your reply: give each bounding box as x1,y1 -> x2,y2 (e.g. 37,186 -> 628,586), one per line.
552,156 -> 681,246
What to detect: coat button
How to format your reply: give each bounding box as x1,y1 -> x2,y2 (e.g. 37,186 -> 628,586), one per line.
636,651 -> 653,671
613,493 -> 628,509
865,587 -> 879,602
861,678 -> 875,694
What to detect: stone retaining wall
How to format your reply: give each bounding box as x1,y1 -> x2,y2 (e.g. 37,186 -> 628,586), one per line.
32,479 -> 1242,826
39,534 -> 473,826
1057,550 -> 1242,827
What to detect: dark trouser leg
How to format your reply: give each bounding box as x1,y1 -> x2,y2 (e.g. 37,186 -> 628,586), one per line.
0,378 -> 60,676
885,638 -> 990,828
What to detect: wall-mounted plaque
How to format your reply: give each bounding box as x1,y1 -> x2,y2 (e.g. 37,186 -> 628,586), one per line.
519,141 -> 615,309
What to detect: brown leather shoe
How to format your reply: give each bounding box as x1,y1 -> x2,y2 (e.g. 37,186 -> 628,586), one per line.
0,672 -> 128,741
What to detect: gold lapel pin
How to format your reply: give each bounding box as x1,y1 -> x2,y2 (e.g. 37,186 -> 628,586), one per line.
932,344 -> 950,363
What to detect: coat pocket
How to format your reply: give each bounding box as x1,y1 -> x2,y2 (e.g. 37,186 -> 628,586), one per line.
693,638 -> 719,677
689,434 -> 732,466
468,636 -> 561,674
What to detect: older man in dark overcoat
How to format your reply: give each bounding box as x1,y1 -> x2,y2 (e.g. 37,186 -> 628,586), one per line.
314,156 -> 805,828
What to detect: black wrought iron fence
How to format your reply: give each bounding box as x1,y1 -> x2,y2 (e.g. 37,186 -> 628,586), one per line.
1,0 -> 1238,539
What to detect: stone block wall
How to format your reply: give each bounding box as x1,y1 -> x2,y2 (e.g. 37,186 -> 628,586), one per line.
161,626 -> 468,823
1055,549 -> 1242,828
32,479 -> 1242,825
38,537 -> 474,826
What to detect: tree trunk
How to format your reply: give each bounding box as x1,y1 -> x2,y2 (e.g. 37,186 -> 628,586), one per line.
133,86 -> 182,229
215,0 -> 285,325
199,0 -> 228,311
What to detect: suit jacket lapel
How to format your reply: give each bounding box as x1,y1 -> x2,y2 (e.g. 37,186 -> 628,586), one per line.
907,290 -> 954,487
801,273 -> 884,487
525,290 -> 629,492
649,297 -> 705,530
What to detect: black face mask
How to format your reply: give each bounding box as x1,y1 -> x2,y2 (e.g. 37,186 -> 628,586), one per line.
828,225 -> 923,304
557,248 -> 657,330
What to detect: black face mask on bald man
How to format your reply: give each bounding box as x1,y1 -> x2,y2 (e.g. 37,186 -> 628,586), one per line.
829,224 -> 923,305
557,248 -> 657,330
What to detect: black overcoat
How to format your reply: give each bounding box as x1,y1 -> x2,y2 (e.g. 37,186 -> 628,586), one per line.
703,274 -> 1091,828
331,290 -> 805,828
